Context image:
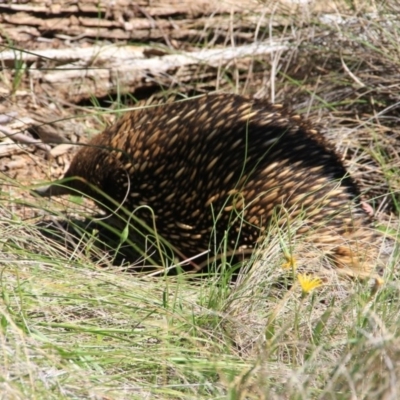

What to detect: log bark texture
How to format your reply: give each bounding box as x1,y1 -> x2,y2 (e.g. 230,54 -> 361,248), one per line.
0,0 -> 353,102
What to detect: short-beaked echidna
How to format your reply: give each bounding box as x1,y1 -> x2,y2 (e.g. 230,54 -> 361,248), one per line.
36,94 -> 385,279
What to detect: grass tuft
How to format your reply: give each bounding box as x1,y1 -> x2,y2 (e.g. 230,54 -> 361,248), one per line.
1,1 -> 400,398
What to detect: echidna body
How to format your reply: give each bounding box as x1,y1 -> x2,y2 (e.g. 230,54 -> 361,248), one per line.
38,94 -> 382,278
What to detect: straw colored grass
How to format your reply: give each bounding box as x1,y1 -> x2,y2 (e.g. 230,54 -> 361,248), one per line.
1,1 -> 400,399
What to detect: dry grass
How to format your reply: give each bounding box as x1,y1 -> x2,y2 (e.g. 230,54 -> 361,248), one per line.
1,0 -> 400,399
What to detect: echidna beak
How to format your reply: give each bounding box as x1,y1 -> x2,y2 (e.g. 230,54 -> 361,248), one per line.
33,183 -> 73,197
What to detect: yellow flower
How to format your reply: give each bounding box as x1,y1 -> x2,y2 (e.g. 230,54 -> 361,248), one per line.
282,254 -> 297,270
297,274 -> 322,295
374,277 -> 384,287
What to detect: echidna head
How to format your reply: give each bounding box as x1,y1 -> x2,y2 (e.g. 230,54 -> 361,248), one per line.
34,158 -> 93,198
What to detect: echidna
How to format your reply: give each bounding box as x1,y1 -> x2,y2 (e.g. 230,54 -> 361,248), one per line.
36,94 -> 385,279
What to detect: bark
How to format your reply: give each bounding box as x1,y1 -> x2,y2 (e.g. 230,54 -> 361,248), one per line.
0,0 -> 354,102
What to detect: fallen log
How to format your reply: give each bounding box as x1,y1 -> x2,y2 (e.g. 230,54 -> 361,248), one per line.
1,41 -> 287,102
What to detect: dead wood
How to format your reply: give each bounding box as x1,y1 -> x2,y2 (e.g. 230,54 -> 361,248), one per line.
2,42 -> 287,103
0,0 -> 357,45
0,0 -> 366,102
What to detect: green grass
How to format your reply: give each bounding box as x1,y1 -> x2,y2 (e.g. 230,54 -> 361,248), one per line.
1,1 -> 400,398
1,189 -> 399,399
